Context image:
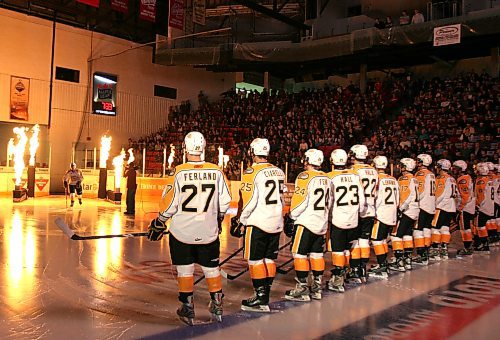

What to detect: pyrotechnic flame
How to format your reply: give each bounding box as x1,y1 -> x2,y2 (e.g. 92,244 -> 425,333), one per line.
218,146 -> 224,168
223,155 -> 230,169
7,138 -> 14,165
28,124 -> 40,166
127,148 -> 135,165
112,149 -> 126,190
12,127 -> 29,186
99,135 -> 112,168
168,144 -> 175,168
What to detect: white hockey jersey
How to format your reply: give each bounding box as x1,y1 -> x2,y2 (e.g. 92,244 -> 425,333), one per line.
328,169 -> 366,229
415,168 -> 436,215
375,173 -> 400,226
239,162 -> 286,233
435,172 -> 457,213
159,161 -> 231,244
476,175 -> 495,216
63,169 -> 84,185
290,169 -> 330,235
352,163 -> 379,218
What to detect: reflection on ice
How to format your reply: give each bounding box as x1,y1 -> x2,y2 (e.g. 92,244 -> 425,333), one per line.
5,209 -> 36,308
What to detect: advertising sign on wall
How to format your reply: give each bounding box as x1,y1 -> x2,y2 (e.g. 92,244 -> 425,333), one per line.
10,76 -> 30,121
433,24 -> 461,47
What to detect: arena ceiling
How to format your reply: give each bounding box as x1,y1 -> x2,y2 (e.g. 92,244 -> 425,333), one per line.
0,0 -> 307,43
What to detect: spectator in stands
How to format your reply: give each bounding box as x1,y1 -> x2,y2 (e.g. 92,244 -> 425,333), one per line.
411,9 -> 425,24
131,71 -> 498,182
374,18 -> 386,29
399,10 -> 410,25
385,16 -> 394,28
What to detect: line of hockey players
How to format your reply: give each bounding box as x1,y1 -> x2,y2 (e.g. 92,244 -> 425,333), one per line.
147,131 -> 499,325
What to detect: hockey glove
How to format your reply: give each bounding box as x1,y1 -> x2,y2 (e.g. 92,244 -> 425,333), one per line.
148,217 -> 167,241
230,217 -> 245,238
397,209 -> 403,221
283,213 -> 296,238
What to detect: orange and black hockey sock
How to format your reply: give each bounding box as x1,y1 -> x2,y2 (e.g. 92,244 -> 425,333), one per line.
293,256 -> 309,280
249,261 -> 267,288
310,254 -> 325,277
264,259 -> 276,287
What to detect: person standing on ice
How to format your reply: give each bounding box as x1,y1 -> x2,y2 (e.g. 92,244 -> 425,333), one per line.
63,162 -> 84,207
147,131 -> 231,325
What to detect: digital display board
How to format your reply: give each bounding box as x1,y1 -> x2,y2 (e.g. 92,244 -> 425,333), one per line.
92,73 -> 117,115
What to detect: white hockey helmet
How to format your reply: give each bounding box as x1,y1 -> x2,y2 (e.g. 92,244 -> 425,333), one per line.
184,131 -> 206,155
400,158 -> 416,172
350,144 -> 368,160
70,162 -> 76,169
476,163 -> 489,176
436,159 -> 452,171
452,160 -> 467,172
373,155 -> 388,169
417,154 -> 432,167
330,149 -> 348,166
249,138 -> 270,157
304,148 -> 324,167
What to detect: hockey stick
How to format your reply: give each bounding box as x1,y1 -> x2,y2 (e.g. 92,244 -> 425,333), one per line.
221,239 -> 293,280
194,246 -> 244,285
55,217 -> 148,240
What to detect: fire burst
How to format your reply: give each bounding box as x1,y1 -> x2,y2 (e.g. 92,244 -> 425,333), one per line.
29,124 -> 40,167
12,127 -> 29,186
168,144 -> 175,168
100,135 -> 112,168
112,149 -> 126,190
127,148 -> 135,165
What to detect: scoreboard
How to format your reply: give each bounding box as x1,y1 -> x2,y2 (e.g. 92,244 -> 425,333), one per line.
92,73 -> 117,116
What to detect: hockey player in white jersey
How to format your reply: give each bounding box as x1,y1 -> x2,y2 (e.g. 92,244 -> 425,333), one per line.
63,162 -> 84,207
350,145 -> 378,281
147,131 -> 231,325
327,149 -> 366,292
284,149 -> 330,301
368,156 -> 399,279
390,158 -> 419,272
430,159 -> 457,260
414,154 -> 436,265
231,138 -> 286,312
474,163 -> 495,253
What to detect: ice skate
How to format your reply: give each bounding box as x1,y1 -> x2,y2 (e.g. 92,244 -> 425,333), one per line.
456,248 -> 473,257
70,201 -> 74,207
177,296 -> 195,326
208,292 -> 223,322
241,286 -> 270,312
388,257 -> 406,272
285,278 -> 310,302
474,242 -> 490,255
440,244 -> 449,260
310,275 -> 322,300
368,263 -> 389,280
327,275 -> 345,293
345,266 -> 363,284
429,247 -> 441,261
412,254 -> 429,266
79,198 -> 82,205
404,255 -> 412,270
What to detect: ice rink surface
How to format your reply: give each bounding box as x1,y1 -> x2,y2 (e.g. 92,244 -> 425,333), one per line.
0,196 -> 498,339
